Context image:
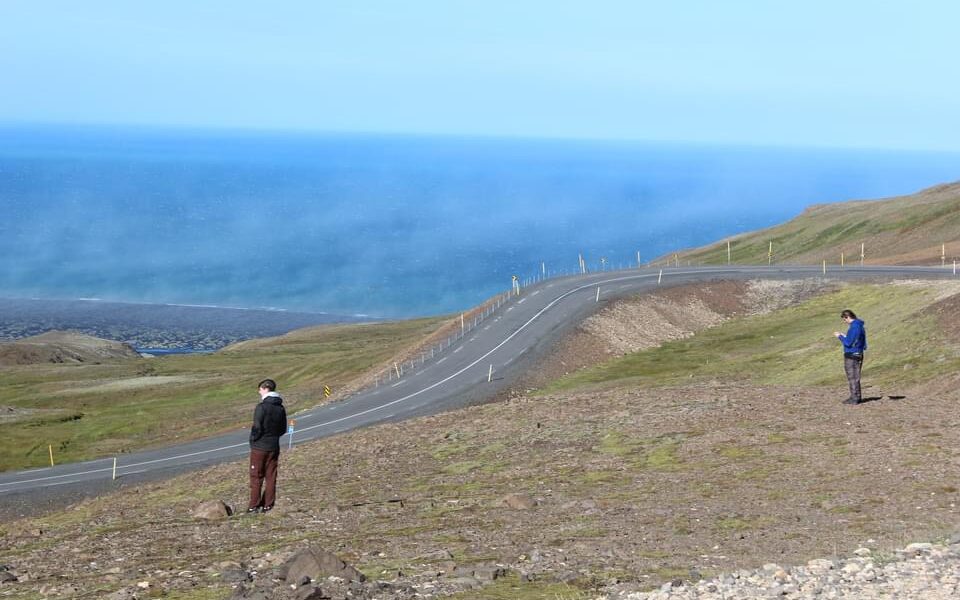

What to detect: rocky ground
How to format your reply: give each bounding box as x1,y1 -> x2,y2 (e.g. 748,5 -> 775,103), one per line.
1,280 -> 958,599
605,539 -> 960,599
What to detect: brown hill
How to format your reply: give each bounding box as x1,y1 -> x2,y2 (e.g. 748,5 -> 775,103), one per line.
0,331 -> 141,366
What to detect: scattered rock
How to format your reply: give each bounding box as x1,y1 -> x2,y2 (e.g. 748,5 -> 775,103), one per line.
598,541 -> 960,599
220,567 -> 252,584
283,547 -> 366,585
451,564 -> 507,581
500,493 -> 538,510
444,576 -> 482,589
294,586 -> 332,600
106,587 -> 140,600
192,499 -> 232,520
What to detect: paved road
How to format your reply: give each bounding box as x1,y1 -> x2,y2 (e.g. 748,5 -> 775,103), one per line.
1,265 -> 955,499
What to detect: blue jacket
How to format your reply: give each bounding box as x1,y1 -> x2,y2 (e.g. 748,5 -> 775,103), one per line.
838,319 -> 867,354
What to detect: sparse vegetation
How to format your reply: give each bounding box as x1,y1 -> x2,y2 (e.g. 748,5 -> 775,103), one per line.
3,278 -> 960,599
670,182 -> 960,266
543,282 -> 960,394
0,317 -> 446,470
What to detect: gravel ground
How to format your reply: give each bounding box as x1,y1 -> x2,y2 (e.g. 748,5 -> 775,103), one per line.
2,279 -> 958,599
604,538 -> 960,599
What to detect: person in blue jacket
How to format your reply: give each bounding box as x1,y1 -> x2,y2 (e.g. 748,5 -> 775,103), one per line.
834,309 -> 867,405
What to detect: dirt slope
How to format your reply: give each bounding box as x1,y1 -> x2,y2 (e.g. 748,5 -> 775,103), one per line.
510,279 -> 829,393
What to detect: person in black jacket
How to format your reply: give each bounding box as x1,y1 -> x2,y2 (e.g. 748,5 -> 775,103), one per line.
247,378 -> 287,513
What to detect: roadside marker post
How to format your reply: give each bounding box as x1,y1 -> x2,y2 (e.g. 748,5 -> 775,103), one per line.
323,385 -> 331,398
637,250 -> 642,268
860,242 -> 865,266
596,286 -> 600,302
822,260 -> 826,275
49,445 -> 54,467
113,457 -> 117,480
287,420 -> 296,450
727,241 -> 731,264
488,364 -> 493,382
942,243 -> 946,267
841,252 -> 844,267
658,269 -> 663,285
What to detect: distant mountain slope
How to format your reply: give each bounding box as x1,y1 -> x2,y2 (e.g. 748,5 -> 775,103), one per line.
675,181 -> 960,266
0,331 -> 141,365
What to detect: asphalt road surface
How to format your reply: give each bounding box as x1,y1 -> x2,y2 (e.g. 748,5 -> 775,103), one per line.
1,265 -> 955,507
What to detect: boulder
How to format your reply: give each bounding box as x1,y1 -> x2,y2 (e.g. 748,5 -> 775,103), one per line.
192,500 -> 232,520
499,493 -> 537,510
284,547 -> 366,585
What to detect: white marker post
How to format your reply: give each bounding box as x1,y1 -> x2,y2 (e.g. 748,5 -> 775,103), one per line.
394,362 -> 401,378
727,241 -> 731,264
542,261 -> 546,279
822,260 -> 826,275
112,457 -> 117,480
860,242 -> 865,266
596,286 -> 600,302
841,252 -> 844,267
488,364 -> 493,382
461,313 -> 465,334
942,243 -> 946,267
287,420 -> 295,450
658,269 -> 663,285
768,241 -> 773,265
637,250 -> 641,268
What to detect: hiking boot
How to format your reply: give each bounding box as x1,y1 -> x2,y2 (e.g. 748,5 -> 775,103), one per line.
246,507 -> 261,514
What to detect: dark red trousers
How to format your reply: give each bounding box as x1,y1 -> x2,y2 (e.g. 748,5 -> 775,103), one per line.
249,448 -> 280,510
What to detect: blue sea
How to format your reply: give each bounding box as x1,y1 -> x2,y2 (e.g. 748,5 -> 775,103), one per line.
1,125 -> 958,318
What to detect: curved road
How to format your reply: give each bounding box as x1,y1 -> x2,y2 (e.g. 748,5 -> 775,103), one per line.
1,265 -> 955,500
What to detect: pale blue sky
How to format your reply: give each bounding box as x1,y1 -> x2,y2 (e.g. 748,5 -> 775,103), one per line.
1,1 -> 958,151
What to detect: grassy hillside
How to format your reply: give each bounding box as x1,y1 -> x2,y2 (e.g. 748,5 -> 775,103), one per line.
0,331 -> 140,366
543,281 -> 960,396
0,317 -> 446,471
671,182 -> 960,266
3,280 -> 960,600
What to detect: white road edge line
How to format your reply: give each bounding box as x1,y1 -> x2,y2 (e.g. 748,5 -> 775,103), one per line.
1,266 -> 890,489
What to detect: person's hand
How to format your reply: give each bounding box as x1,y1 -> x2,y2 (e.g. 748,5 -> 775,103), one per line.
833,331 -> 842,338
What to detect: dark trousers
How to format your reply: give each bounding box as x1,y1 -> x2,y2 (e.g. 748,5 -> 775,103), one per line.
844,354 -> 863,401
249,448 -> 280,510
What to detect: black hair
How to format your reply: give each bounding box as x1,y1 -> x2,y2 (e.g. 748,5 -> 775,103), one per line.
840,309 -> 857,320
258,378 -> 277,391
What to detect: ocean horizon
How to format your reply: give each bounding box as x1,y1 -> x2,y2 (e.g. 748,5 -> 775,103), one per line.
1,124 -> 958,318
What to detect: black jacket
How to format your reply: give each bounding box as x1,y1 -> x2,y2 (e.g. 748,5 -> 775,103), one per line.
250,393 -> 287,452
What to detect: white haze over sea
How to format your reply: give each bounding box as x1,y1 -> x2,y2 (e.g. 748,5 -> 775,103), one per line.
1,125 -> 958,318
